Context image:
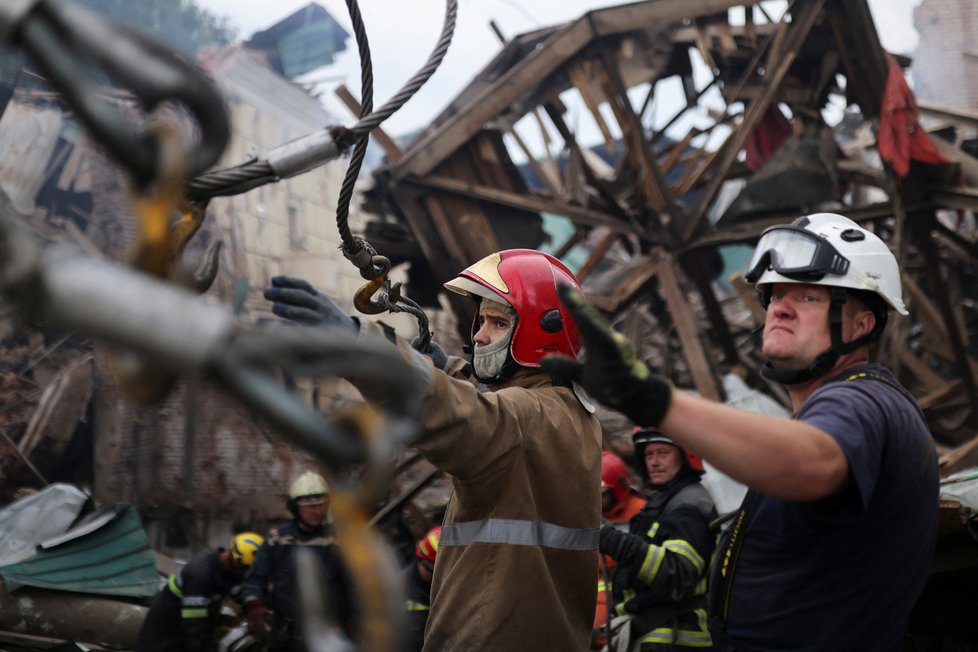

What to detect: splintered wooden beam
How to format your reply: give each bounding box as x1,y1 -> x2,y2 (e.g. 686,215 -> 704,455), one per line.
684,0 -> 826,243
406,173 -> 646,236
576,231 -> 619,281
918,228 -> 978,407
542,103 -> 637,224
393,0 -> 762,180
593,39 -> 684,246
655,252 -> 722,401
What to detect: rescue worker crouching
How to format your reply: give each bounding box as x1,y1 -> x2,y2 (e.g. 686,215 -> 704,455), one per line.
136,531 -> 264,652
263,249 -> 604,651
598,428 -> 717,651
241,471 -> 358,651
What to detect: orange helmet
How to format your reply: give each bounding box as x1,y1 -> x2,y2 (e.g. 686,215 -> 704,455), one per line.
443,249 -> 583,366
632,427 -> 704,473
415,526 -> 441,563
601,451 -> 632,502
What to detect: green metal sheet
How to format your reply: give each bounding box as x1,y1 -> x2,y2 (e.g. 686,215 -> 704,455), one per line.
0,502 -> 157,598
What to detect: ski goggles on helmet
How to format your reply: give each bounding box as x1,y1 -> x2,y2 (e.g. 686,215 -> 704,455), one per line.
744,225 -> 850,283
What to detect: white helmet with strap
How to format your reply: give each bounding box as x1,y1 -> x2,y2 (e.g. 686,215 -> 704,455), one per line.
745,213 -> 907,384
746,212 -> 906,314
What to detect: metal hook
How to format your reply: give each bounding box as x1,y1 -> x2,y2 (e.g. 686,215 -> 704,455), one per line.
353,255 -> 392,315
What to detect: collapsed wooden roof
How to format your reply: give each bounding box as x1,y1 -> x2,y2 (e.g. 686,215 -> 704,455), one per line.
359,0 -> 978,459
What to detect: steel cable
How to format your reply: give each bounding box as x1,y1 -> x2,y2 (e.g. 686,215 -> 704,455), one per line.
185,0 -> 457,202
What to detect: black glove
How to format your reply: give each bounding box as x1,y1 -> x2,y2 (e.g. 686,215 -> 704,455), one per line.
411,337 -> 448,370
263,276 -> 356,332
598,524 -> 627,560
540,284 -> 673,426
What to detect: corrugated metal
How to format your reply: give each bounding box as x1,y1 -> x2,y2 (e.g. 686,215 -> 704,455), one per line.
0,503 -> 157,598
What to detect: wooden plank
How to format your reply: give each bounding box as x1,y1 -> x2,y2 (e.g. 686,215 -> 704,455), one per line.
593,43 -> 671,218
507,125 -> 563,198
407,174 -> 648,237
334,84 -> 404,162
685,0 -> 826,242
393,0 -> 762,180
586,253 -> 661,313
656,253 -> 722,401
567,60 -> 617,152
576,231 -> 618,281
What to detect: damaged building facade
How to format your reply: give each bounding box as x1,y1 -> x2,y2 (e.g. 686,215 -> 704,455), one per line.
0,3 -> 425,558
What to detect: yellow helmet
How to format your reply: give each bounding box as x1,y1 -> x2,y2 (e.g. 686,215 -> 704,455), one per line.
229,532 -> 264,566
289,471 -> 330,504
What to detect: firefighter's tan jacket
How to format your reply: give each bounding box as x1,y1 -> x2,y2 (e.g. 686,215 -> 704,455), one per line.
415,360 -> 602,652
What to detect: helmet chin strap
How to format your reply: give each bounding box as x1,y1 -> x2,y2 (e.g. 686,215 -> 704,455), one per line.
761,287 -> 875,386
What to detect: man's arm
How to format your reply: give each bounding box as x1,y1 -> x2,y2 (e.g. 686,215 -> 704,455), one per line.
542,284 -> 849,502
177,559 -> 221,652
660,391 -> 849,502
601,506 -> 714,604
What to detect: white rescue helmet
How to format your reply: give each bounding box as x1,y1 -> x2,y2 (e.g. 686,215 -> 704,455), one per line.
745,213 -> 907,315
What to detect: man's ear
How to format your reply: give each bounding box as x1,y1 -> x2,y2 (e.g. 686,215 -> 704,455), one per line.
852,307 -> 877,339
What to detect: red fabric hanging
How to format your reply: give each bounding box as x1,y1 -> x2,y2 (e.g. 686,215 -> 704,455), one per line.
745,104 -> 793,172
877,54 -> 950,178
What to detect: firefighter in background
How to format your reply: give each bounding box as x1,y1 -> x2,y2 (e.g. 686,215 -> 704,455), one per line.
403,526 -> 441,652
594,451 -> 648,650
598,429 -> 717,651
264,249 -> 603,651
136,532 -> 264,652
242,471 -> 357,651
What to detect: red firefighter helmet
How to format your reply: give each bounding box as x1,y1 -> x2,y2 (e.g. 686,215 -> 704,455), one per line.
601,451 -> 632,502
415,526 -> 441,564
632,427 -> 704,473
443,249 -> 583,366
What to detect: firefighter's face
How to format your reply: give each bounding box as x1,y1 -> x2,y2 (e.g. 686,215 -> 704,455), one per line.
296,499 -> 327,530
644,444 -> 682,486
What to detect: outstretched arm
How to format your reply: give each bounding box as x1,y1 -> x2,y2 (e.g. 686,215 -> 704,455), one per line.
542,284 -> 849,502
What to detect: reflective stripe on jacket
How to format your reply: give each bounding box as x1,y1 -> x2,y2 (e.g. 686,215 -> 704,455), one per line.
413,363 -> 603,652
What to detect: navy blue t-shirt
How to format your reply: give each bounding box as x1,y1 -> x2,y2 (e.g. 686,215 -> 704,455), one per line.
712,364 -> 938,651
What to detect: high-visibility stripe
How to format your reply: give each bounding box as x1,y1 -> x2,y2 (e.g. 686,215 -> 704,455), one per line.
641,628 -> 713,647
440,519 -> 598,551
181,608 -> 208,619
405,600 -> 430,612
637,544 -> 666,584
645,522 -> 660,539
182,596 -> 210,607
662,539 -> 706,573
167,574 -> 183,598
640,608 -> 712,647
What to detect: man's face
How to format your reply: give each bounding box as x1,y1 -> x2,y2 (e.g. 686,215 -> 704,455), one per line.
761,283 -> 834,369
645,443 -> 683,486
295,499 -> 327,530
473,305 -> 513,347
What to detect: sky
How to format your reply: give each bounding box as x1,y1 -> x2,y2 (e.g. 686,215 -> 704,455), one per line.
194,0 -> 924,137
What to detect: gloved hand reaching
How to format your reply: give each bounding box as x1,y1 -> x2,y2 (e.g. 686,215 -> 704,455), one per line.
598,523 -> 627,560
411,337 -> 448,370
539,284 -> 674,426
244,599 -> 269,639
263,276 -> 356,332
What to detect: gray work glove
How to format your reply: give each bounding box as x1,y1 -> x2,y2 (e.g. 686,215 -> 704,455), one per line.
540,284 -> 674,426
263,276 -> 356,333
411,337 -> 448,370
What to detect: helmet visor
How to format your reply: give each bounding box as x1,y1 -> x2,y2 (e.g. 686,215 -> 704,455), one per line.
745,226 -> 849,283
